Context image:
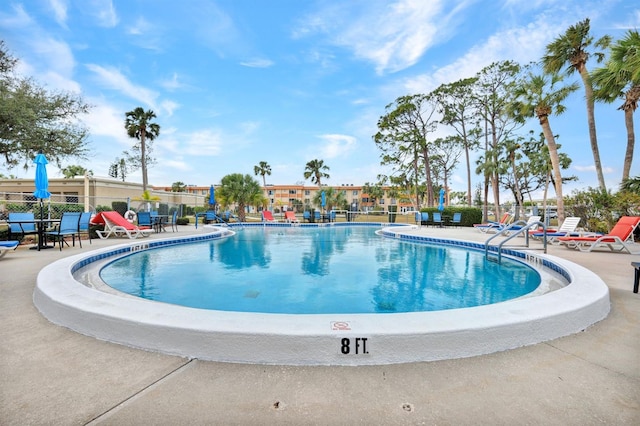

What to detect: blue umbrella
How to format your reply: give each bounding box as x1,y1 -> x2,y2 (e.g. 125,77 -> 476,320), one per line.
33,153 -> 51,200
438,188 -> 445,212
321,190 -> 326,209
208,185 -> 215,207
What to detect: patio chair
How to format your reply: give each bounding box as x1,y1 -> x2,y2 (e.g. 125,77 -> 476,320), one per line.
303,211 -> 311,222
165,211 -> 179,232
7,212 -> 38,241
450,212 -> 462,227
314,211 -> 321,222
262,210 -> 276,222
284,211 -> 299,223
44,212 -> 81,251
432,212 -> 444,227
0,240 -> 19,259
137,211 -> 154,231
92,211 -> 153,239
78,212 -> 93,245
557,216 -> 640,254
420,212 -> 429,226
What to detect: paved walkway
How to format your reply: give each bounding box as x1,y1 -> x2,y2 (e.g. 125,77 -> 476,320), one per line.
1,225 -> 638,425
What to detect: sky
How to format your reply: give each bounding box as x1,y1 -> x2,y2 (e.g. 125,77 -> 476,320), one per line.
1,0 -> 639,200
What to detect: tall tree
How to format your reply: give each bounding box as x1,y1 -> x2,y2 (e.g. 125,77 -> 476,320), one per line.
253,161 -> 272,187
108,156 -> 128,182
374,94 -> 439,208
303,159 -> 330,188
473,61 -> 523,218
511,69 -> 580,222
218,173 -> 265,222
431,136 -> 462,205
0,41 -> 90,170
432,77 -> 481,205
124,107 -> 160,192
591,29 -> 640,182
542,18 -> 611,190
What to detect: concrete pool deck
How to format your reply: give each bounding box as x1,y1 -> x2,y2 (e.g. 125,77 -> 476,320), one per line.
1,224 -> 639,424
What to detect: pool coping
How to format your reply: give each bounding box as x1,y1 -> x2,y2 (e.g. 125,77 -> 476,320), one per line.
33,223 -> 610,366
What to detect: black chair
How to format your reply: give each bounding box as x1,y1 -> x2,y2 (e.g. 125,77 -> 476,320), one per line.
45,212 -> 81,250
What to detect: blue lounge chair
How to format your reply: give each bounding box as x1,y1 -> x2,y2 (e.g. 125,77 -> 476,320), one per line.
0,240 -> 19,259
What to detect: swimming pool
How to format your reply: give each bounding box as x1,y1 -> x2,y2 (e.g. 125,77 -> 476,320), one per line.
99,227 -> 541,314
33,223 -> 610,365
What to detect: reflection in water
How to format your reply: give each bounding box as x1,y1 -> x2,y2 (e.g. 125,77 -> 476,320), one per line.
100,227 -> 542,314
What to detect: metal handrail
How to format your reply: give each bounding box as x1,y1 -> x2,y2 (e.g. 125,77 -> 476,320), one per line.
485,221 -> 547,263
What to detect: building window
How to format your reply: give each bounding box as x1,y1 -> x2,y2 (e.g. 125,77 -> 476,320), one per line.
352,190 -> 359,196
379,199 -> 385,204
289,189 -> 297,195
304,190 -> 310,195
268,190 -> 274,195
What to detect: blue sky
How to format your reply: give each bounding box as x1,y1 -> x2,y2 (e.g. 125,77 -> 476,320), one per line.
1,0 -> 639,199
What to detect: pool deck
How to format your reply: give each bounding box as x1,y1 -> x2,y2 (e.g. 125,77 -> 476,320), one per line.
1,224 -> 639,425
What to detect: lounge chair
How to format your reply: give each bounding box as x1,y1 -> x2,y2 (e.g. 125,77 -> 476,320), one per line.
284,211 -> 299,223
557,216 -> 640,254
0,240 -> 19,259
504,215 -> 541,236
473,213 -> 512,233
531,216 -> 582,244
44,212 -> 82,250
262,210 -> 277,222
92,211 -> 153,239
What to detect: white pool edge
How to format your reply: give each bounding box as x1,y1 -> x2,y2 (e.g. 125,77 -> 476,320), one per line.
33,226 -> 610,365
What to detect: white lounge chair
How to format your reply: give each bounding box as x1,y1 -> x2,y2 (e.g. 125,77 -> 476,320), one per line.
558,216 -> 640,254
531,216 -> 582,244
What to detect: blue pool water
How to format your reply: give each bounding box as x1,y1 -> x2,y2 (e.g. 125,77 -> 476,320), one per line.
100,226 -> 541,314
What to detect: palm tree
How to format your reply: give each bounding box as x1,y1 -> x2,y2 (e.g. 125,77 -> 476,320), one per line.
512,70 -> 580,222
124,107 -> 161,192
312,187 -> 346,211
591,29 -> 640,182
253,161 -> 272,187
303,159 -> 330,188
542,18 -> 611,190
62,165 -> 92,178
218,173 -> 264,222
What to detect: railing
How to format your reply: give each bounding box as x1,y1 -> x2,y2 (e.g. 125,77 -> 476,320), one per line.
485,221 -> 547,264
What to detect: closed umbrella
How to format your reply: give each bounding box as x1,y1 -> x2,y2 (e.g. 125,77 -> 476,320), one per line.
33,152 -> 51,250
438,188 -> 445,212
209,185 -> 216,208
321,191 -> 326,210
33,153 -> 51,200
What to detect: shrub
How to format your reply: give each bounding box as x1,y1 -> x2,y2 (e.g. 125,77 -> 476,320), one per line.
112,201 -> 128,216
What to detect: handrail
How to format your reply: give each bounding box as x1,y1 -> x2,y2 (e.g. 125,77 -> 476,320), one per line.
485,221 -> 547,263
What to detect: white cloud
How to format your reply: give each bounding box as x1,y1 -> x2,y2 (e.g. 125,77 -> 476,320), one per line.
574,165 -> 615,174
86,64 -> 158,107
160,100 -> 180,117
81,101 -> 131,147
314,134 -> 357,159
240,58 -> 274,68
48,0 -> 68,27
295,0 -> 463,74
181,130 -> 225,156
87,0 -> 118,27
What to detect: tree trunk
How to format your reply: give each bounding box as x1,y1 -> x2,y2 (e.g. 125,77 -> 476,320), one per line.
540,116 -> 565,222
140,129 -> 148,192
622,100 -> 635,182
579,66 -> 606,190
464,145 -> 472,206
